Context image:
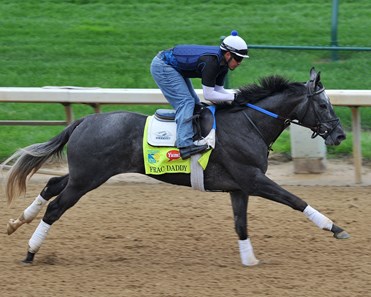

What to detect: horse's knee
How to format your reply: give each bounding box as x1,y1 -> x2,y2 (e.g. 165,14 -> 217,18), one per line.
41,175 -> 69,200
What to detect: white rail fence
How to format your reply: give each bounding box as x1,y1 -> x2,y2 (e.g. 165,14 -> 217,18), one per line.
0,87 -> 370,183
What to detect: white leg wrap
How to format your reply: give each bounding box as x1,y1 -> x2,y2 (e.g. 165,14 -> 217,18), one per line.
28,220 -> 51,253
238,238 -> 260,266
23,195 -> 47,223
303,205 -> 333,230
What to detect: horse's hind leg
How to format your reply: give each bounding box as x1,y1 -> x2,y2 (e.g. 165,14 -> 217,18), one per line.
230,191 -> 259,266
23,179 -> 103,264
7,175 -> 69,235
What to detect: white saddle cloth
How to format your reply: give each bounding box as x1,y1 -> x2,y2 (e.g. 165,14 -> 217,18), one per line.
147,115 -> 215,148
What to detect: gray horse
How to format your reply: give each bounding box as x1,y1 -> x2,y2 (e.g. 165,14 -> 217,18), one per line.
3,68 -> 349,266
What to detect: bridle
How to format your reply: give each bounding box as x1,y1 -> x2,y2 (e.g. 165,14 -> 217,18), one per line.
242,85 -> 341,148
296,85 -> 340,139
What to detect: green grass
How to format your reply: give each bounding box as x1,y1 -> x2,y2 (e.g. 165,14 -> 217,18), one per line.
0,0 -> 370,161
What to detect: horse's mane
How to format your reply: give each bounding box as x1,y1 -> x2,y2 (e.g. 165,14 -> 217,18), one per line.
236,75 -> 305,104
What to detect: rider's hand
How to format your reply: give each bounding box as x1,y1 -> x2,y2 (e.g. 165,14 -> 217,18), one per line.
232,92 -> 246,106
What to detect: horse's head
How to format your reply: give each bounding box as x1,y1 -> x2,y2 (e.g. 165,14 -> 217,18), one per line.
301,68 -> 346,145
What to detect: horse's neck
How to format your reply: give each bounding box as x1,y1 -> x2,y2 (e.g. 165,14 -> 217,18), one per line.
266,93 -> 307,119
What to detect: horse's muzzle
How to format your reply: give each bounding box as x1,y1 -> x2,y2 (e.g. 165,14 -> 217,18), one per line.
313,118 -> 345,146
325,126 -> 346,146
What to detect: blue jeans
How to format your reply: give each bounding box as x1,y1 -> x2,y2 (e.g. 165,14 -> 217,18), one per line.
150,56 -> 200,148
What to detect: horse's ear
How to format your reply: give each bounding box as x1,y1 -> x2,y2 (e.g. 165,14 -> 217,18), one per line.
308,67 -> 318,91
315,71 -> 321,87
309,67 -> 317,81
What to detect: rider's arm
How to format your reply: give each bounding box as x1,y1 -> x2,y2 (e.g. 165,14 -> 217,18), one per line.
202,85 -> 234,102
200,56 -> 235,103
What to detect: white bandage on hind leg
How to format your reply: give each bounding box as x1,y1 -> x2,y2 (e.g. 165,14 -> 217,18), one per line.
303,205 -> 333,230
238,238 -> 259,266
23,195 -> 47,223
28,220 -> 51,253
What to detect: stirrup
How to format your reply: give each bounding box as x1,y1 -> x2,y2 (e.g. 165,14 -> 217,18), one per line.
179,144 -> 208,160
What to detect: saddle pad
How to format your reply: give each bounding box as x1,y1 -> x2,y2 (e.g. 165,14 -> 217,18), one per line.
147,115 -> 176,146
143,117 -> 212,175
144,116 -> 189,174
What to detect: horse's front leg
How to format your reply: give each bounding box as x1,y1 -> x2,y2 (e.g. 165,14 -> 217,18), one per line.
7,175 -> 69,235
251,173 -> 350,239
230,191 -> 259,266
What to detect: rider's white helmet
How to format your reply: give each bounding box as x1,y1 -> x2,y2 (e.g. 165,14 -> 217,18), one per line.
220,30 -> 249,58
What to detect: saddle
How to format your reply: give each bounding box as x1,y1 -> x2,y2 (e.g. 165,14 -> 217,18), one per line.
147,105 -> 216,149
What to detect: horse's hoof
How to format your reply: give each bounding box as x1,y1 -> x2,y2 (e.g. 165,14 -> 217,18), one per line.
22,251 -> 35,264
20,259 -> 33,266
334,231 -> 350,239
7,219 -> 17,235
242,259 -> 260,267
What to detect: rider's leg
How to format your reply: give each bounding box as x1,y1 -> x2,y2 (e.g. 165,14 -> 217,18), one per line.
150,56 -> 208,159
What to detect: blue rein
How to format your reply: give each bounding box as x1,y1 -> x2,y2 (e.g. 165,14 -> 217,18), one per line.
246,102 -> 311,130
246,103 -> 280,119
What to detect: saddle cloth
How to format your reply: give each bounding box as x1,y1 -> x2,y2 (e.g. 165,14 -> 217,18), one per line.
143,116 -> 212,175
143,107 -> 216,191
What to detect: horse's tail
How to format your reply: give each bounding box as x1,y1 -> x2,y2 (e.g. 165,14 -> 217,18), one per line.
3,118 -> 84,205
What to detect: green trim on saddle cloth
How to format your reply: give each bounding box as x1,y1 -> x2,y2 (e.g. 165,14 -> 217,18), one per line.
143,116 -> 212,175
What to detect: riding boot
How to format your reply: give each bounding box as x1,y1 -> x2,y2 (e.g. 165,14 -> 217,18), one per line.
179,144 -> 209,160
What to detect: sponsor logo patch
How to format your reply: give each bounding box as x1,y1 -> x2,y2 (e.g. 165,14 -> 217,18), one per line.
166,150 -> 180,161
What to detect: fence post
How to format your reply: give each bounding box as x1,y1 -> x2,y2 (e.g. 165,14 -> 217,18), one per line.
351,107 -> 363,183
331,0 -> 339,61
290,125 -> 327,173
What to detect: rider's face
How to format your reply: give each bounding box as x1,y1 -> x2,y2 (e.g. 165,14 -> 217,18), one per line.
225,52 -> 243,70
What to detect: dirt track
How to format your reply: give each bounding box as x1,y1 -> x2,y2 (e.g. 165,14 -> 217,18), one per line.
1,160 -> 370,297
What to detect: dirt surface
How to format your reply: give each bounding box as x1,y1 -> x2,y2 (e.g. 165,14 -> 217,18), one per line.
1,159 -> 370,297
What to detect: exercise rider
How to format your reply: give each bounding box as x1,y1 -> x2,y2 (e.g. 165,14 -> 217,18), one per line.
150,30 -> 249,159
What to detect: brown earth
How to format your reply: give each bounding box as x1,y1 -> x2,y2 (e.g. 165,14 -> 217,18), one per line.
0,159 -> 370,297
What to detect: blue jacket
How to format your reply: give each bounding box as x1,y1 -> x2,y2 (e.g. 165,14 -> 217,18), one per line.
162,45 -> 223,72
